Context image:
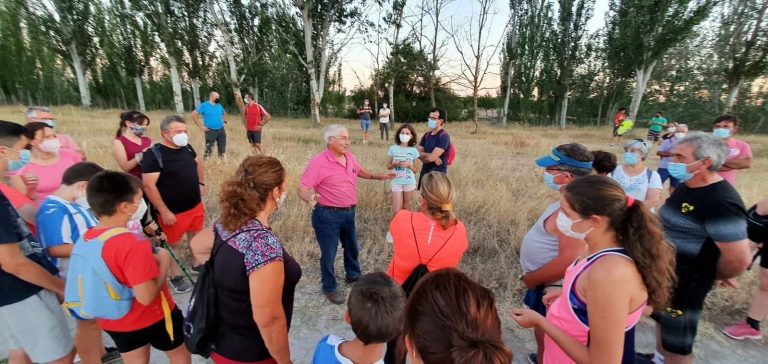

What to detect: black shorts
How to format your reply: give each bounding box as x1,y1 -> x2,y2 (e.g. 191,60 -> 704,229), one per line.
523,286 -> 547,316
247,131 -> 262,144
656,266 -> 715,355
105,307 -> 185,353
612,125 -> 620,137
760,247 -> 768,269
647,130 -> 661,141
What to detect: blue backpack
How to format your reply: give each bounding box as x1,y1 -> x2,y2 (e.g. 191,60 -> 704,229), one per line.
63,228 -> 134,320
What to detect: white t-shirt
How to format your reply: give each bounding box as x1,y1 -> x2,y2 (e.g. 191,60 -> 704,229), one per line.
610,165 -> 663,201
379,108 -> 390,123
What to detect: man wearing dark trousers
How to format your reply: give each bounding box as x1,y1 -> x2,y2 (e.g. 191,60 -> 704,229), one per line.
192,91 -> 228,160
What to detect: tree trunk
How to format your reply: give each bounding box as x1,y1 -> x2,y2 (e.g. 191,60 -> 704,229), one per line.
559,90 -> 569,129
191,78 -> 201,108
208,0 -> 243,114
134,76 -> 146,112
310,96 -> 321,126
500,59 -> 514,127
628,61 -> 657,120
724,79 -> 742,112
388,83 -> 395,124
68,42 -> 91,108
168,55 -> 184,114
472,88 -> 479,134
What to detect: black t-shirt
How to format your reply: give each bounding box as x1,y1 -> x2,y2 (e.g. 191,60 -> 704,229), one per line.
0,190 -> 58,307
212,220 -> 302,362
419,130 -> 450,175
660,180 -> 747,273
140,144 -> 201,214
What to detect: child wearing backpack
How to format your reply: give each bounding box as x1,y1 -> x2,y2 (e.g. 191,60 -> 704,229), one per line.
74,171 -> 190,364
36,162 -> 123,364
311,272 -> 405,364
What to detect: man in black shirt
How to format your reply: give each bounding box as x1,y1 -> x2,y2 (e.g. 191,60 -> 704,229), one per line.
142,115 -> 205,293
0,120 -> 75,364
655,132 -> 751,364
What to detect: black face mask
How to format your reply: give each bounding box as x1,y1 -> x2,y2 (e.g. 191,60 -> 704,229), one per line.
214,98 -> 221,104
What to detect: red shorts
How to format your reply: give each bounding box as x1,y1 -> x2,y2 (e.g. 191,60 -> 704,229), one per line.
159,202 -> 204,245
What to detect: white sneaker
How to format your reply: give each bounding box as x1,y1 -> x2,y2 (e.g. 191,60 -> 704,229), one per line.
386,231 -> 393,244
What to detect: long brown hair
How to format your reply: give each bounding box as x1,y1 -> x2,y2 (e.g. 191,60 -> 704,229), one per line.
420,172 -> 457,230
219,156 -> 285,232
563,175 -> 676,309
403,268 -> 512,364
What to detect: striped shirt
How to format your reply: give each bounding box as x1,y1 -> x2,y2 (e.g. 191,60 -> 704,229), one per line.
36,195 -> 98,279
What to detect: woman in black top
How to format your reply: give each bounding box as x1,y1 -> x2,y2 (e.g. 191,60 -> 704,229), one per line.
211,156 -> 302,364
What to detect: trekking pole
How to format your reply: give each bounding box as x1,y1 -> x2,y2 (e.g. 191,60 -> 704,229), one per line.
159,239 -> 196,284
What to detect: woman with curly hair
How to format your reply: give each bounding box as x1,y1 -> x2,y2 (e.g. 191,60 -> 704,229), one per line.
512,175 -> 675,364
211,155 -> 302,364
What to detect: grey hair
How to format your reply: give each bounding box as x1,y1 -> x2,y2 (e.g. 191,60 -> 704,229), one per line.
323,124 -> 347,145
677,131 -> 727,171
160,115 -> 186,131
624,139 -> 649,157
677,124 -> 689,131
26,106 -> 51,119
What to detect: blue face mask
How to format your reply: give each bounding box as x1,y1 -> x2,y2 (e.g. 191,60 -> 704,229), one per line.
623,152 -> 639,166
3,148 -> 31,172
713,128 -> 731,139
427,119 -> 438,129
668,160 -> 702,182
544,172 -> 563,190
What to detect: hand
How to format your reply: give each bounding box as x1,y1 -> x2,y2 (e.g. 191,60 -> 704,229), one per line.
160,210 -> 177,226
202,126 -> 210,132
380,172 -> 396,180
399,161 -> 411,168
22,174 -> 38,193
308,193 -> 320,208
542,287 -> 562,308
715,278 -> 739,288
200,185 -> 206,196
155,248 -> 171,268
135,152 -> 143,164
511,308 -> 544,329
434,158 -> 443,166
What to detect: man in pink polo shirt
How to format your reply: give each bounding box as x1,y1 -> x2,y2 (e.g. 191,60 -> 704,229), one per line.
298,124 -> 394,304
713,115 -> 752,185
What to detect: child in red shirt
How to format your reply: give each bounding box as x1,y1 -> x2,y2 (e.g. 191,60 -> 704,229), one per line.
84,171 -> 190,364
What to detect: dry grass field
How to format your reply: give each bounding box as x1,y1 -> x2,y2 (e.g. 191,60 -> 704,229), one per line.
1,105 -> 767,361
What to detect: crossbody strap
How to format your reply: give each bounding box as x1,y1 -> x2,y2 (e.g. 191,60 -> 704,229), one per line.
410,212 -> 459,266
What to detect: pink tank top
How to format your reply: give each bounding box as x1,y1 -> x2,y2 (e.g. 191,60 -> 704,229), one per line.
543,248 -> 645,364
117,135 -> 151,179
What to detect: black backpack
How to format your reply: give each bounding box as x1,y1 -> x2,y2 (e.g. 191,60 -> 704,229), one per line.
183,228 -> 225,358
400,212 -> 457,296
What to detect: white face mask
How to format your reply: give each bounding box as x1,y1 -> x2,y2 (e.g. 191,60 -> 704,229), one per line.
555,211 -> 593,240
667,127 -> 677,133
76,194 -> 90,210
399,134 -> 412,143
276,191 -> 287,210
130,199 -> 148,222
39,138 -> 61,154
171,133 -> 189,147
674,132 -> 686,139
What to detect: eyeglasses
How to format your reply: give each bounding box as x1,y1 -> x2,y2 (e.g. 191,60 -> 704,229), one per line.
331,136 -> 350,141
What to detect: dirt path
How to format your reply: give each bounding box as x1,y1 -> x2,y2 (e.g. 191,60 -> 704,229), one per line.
2,280 -> 766,363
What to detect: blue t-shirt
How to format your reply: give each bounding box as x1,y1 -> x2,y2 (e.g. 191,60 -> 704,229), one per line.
419,129 -> 450,175
196,101 -> 225,129
0,190 -> 58,307
312,335 -> 384,364
36,195 -> 98,278
388,144 -> 420,185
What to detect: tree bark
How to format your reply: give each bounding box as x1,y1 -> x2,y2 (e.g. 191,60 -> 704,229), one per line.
68,41 -> 91,108
168,55 -> 184,114
191,78 -> 201,108
558,89 -> 568,129
725,79 -> 742,112
628,60 -> 657,120
134,76 -> 146,112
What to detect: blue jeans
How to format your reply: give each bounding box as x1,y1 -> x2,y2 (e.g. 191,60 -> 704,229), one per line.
311,206 -> 361,293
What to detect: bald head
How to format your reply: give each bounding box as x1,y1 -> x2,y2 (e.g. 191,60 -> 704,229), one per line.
209,92 -> 220,103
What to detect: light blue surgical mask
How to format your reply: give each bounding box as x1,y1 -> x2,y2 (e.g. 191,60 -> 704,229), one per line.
713,128 -> 731,139
623,152 -> 639,166
41,119 -> 55,128
1,147 -> 31,172
544,172 -> 564,190
668,159 -> 703,182
427,119 -> 437,129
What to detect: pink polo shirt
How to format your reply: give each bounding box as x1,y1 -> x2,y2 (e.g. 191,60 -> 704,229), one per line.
300,149 -> 361,208
718,138 -> 752,185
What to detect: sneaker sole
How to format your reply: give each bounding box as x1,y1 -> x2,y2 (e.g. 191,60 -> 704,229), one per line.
723,331 -> 762,340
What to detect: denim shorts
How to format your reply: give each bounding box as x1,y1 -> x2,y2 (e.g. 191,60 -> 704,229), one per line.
360,119 -> 371,132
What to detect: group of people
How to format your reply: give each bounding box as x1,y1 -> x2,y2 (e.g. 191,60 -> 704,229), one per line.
356,99 -> 392,144
0,102 -> 766,364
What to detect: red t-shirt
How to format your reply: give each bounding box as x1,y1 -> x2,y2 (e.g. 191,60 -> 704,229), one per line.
244,103 -> 264,132
613,113 -> 625,127
89,228 -> 175,332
